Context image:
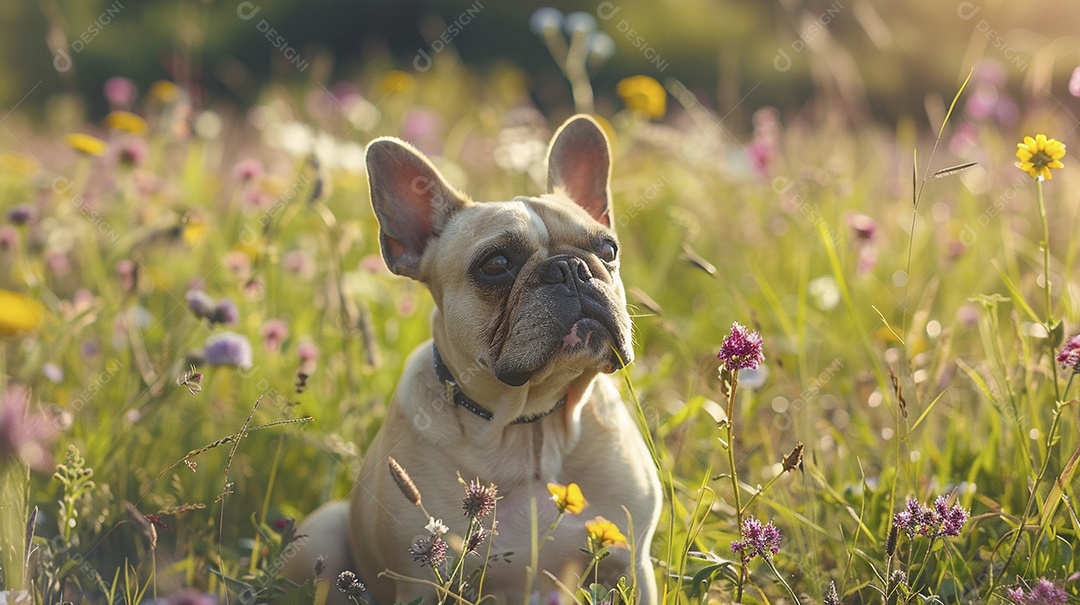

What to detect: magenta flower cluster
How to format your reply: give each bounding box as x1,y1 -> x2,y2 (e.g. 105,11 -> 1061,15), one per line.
717,321 -> 764,372
1057,334 -> 1080,373
1007,578 -> 1068,605
730,515 -> 782,562
893,496 -> 968,539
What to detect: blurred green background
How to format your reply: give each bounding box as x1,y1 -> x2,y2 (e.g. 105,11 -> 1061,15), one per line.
3,0 -> 1080,126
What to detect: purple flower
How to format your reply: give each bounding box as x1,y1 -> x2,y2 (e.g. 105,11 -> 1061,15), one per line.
1008,578 -> 1068,605
7,204 -> 34,226
893,496 -> 968,539
0,385 -> 57,472
1057,334 -> 1080,373
186,289 -> 216,320
410,534 -> 448,568
232,158 -> 264,183
846,213 -> 878,243
203,332 -> 253,370
462,479 -> 498,519
117,138 -> 149,167
260,319 -> 289,353
718,322 -> 764,372
104,77 -> 138,109
336,570 -> 366,598
730,515 -> 782,562
211,298 -> 240,326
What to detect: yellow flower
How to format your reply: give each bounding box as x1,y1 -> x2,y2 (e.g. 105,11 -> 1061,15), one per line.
105,110 -> 148,135
0,153 -> 40,176
617,75 -> 666,120
150,80 -> 180,103
1016,134 -> 1065,180
547,482 -> 587,514
382,70 -> 415,94
586,516 -> 627,549
0,290 -> 45,335
65,133 -> 107,157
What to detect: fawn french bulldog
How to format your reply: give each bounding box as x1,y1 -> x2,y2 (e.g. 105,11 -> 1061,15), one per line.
286,115 -> 661,605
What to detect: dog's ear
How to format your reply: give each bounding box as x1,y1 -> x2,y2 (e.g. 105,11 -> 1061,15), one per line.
546,115 -> 613,228
366,137 -> 469,278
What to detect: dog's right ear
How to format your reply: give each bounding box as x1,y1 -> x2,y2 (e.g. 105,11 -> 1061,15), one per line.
366,138 -> 469,278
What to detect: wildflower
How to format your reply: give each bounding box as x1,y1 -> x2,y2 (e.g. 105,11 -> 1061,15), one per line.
0,290 -> 45,335
117,138 -> 149,167
104,77 -> 137,109
178,365 -> 203,395
410,534 -> 449,568
462,478 -> 498,519
0,385 -> 57,471
717,321 -> 764,372
42,363 -> 63,383
105,110 -> 148,135
260,319 -> 289,353
66,133 -> 108,157
232,158 -> 264,183
7,204 -> 34,226
185,290 -> 217,320
1007,578 -> 1068,605
730,516 -> 782,562
529,7 -> 563,34
211,298 -> 240,326
336,570 -> 366,598
563,11 -> 596,35
425,517 -> 449,536
465,524 -> 490,553
824,581 -> 840,605
202,332 -> 253,370
548,482 -> 587,514
893,496 -> 968,539
1016,134 -> 1065,180
0,226 -> 17,250
1071,67 -> 1080,98
1056,334 -> 1080,373
617,75 -> 666,120
847,213 -> 878,243
150,80 -> 181,103
298,339 -> 320,375
586,516 -> 627,549
934,495 -> 969,537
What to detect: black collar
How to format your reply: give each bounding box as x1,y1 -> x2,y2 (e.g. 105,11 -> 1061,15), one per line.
432,345 -> 566,425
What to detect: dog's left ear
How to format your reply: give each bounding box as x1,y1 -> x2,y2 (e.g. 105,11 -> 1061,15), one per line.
547,115 -> 613,228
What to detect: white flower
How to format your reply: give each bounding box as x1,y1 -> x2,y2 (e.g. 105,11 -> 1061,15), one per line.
425,517 -> 448,536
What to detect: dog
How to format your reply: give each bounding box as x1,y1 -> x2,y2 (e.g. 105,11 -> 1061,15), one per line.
285,115 -> 661,605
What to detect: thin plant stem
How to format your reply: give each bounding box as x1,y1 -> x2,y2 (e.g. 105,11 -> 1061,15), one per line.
724,372 -> 745,602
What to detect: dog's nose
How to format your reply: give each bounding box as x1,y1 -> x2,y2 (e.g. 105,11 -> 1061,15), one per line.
540,256 -> 592,285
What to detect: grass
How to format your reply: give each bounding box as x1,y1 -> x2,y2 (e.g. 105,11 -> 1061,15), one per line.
0,56 -> 1078,605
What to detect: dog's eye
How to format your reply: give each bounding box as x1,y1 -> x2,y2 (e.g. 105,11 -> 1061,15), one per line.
597,240 -> 618,263
480,254 -> 511,276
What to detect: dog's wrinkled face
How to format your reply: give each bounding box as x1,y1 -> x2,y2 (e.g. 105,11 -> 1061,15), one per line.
367,116 -> 632,387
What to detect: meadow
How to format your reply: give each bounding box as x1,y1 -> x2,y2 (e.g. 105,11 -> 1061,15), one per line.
1,29 -> 1079,605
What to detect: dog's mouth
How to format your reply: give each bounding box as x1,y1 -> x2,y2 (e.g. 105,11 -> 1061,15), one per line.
493,313 -> 630,387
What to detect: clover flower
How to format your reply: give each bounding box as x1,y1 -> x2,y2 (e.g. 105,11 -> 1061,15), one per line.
548,482 -> 587,514
717,321 -> 764,372
586,516 -> 627,550
1056,334 -> 1080,373
410,534 -> 448,568
730,516 -> 782,562
617,75 -> 667,120
1007,578 -> 1068,605
1016,134 -> 1065,180
462,478 -> 498,519
336,570 -> 366,599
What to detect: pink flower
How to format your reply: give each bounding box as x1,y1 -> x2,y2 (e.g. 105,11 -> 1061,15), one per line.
298,339 -> 320,375
0,385 -> 57,472
233,158 -> 264,183
1057,334 -> 1080,373
718,322 -> 764,372
261,319 -> 290,353
104,77 -> 138,109
1069,67 -> 1080,98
